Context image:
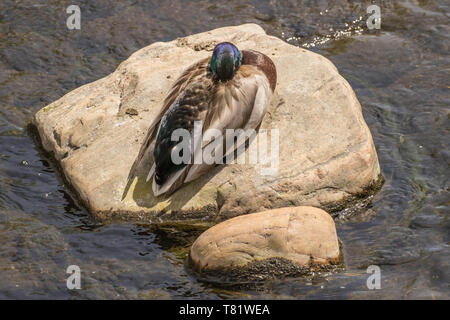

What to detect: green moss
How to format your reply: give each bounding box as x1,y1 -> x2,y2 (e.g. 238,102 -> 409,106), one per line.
325,173 -> 384,217
39,103 -> 59,114
188,256 -> 345,289
168,245 -> 191,260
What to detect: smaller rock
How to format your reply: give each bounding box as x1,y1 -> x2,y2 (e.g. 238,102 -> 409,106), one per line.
188,206 -> 341,281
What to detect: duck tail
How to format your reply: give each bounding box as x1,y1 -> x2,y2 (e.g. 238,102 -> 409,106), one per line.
152,164 -> 192,197
121,121 -> 159,201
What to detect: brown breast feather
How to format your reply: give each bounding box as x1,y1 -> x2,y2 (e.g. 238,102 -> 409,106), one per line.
241,50 -> 277,92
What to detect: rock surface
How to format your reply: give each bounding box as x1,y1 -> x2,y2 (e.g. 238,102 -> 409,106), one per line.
188,206 -> 341,279
33,23 -> 381,222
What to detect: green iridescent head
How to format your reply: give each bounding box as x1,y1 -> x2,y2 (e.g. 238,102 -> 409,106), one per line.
209,42 -> 242,81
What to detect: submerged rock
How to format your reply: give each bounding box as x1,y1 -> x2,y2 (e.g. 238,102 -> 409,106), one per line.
33,23 -> 381,222
188,206 -> 341,281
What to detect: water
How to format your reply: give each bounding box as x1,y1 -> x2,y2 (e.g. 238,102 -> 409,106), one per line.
0,0 -> 448,299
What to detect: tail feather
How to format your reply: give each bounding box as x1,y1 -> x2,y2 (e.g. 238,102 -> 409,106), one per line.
152,165 -> 191,197
121,121 -> 159,201
146,163 -> 156,182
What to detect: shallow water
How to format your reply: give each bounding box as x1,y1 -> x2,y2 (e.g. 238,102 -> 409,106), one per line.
0,0 -> 448,299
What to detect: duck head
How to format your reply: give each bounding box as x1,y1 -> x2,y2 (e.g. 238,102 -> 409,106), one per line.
209,42 -> 242,81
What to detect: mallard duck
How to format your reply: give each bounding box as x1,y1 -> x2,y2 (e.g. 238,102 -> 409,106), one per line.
124,42 -> 277,197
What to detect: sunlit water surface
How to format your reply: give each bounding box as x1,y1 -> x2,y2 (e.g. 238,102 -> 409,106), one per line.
0,0 -> 448,299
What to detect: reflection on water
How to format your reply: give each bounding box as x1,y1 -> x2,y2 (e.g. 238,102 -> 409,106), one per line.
0,0 -> 448,299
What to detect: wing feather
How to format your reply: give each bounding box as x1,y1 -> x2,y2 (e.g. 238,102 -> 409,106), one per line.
184,66 -> 272,184
125,61 -> 273,198
121,57 -> 209,200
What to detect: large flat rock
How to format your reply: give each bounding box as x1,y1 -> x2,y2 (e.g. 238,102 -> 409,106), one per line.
33,23 -> 381,222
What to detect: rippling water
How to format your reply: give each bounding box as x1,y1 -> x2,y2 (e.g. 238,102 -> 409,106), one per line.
0,0 -> 448,299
